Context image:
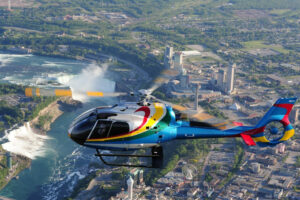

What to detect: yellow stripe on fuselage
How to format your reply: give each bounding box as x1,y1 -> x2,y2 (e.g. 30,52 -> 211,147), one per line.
280,129 -> 294,141
87,103 -> 165,142
253,136 -> 269,143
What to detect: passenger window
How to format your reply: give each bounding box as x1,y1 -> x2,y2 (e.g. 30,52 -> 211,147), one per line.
89,120 -> 112,139
109,122 -> 129,137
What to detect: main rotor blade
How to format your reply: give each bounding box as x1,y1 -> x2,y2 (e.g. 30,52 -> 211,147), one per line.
25,88 -> 127,97
86,92 -> 127,97
150,95 -> 236,130
25,88 -> 72,97
149,95 -> 188,111
148,69 -> 179,94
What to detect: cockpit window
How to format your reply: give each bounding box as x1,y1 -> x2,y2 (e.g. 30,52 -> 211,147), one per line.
88,120 -> 129,139
89,120 -> 112,139
109,122 -> 129,137
96,113 -> 117,119
72,108 -> 96,126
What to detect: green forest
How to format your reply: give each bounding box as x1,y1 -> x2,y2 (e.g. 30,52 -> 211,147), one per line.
0,84 -> 57,133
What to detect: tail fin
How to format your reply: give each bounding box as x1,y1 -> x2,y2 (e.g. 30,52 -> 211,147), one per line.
251,97 -> 298,146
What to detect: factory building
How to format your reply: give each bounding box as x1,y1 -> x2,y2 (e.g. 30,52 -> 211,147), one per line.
194,84 -> 200,111
180,75 -> 190,88
217,69 -> 227,91
226,63 -> 236,94
174,52 -> 183,73
212,63 -> 236,95
164,46 -> 174,69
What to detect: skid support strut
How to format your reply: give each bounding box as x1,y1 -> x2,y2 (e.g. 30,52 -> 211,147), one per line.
95,146 -> 163,168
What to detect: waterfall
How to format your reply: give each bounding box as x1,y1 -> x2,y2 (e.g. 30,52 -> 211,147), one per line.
2,122 -> 50,159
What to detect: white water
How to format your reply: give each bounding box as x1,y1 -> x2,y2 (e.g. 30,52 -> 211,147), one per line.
48,73 -> 74,85
0,53 -> 116,102
41,147 -> 97,200
42,61 -> 81,68
66,63 -> 116,102
0,53 -> 115,199
0,54 -> 32,67
2,122 -> 50,159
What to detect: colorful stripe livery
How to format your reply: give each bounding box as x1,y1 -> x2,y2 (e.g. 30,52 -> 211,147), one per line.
84,103 -> 173,150
69,98 -> 297,151
251,98 -> 297,146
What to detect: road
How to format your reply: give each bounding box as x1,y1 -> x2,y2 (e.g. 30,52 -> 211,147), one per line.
199,151 -> 212,184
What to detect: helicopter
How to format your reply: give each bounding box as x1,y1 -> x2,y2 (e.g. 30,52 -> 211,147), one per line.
24,70 -> 298,168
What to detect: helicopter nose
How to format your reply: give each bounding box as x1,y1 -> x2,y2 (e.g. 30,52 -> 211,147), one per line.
68,126 -> 88,145
68,110 -> 97,145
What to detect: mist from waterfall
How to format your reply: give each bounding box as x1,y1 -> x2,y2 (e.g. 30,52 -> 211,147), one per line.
66,63 -> 116,102
2,122 -> 50,159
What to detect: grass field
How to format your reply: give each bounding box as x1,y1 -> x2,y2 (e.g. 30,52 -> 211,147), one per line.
186,55 -> 218,63
269,9 -> 290,15
241,40 -> 290,54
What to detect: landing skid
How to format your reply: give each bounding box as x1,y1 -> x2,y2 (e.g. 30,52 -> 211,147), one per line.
95,146 -> 163,168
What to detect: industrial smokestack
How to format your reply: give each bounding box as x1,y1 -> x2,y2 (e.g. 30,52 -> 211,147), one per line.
8,0 -> 11,10
226,63 -> 236,94
195,84 -> 200,111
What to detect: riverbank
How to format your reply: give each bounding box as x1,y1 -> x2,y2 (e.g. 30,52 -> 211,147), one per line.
0,97 -> 81,190
30,97 -> 82,134
0,146 -> 31,190
0,49 -> 152,89
0,50 -> 151,198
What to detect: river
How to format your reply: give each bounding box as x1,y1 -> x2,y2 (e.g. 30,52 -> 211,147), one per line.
0,52 -> 118,199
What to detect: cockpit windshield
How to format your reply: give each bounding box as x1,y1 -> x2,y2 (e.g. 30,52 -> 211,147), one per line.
71,108 -> 96,126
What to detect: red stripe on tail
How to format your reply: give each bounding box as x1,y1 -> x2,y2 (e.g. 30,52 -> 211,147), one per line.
240,134 -> 256,146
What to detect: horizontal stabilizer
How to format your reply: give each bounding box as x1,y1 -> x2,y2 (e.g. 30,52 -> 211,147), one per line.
240,134 -> 256,146
233,121 -> 243,126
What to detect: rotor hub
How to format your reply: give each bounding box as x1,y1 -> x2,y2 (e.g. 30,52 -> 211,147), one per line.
264,121 -> 285,142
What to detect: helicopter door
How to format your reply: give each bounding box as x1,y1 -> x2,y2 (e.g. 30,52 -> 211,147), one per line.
89,120 -> 112,139
108,122 -> 130,137
109,121 -> 130,148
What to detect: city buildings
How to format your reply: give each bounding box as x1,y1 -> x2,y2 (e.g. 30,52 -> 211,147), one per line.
217,69 -> 227,92
212,63 -> 236,95
174,52 -> 183,72
291,108 -> 299,124
226,63 -> 236,94
164,46 -> 174,69
164,47 -> 185,75
179,75 -> 190,88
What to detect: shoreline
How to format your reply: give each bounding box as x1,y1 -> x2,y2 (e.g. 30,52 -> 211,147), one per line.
0,50 -> 150,196
30,98 -> 64,134
0,50 -> 152,87
0,97 -> 81,191
30,97 -> 82,134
